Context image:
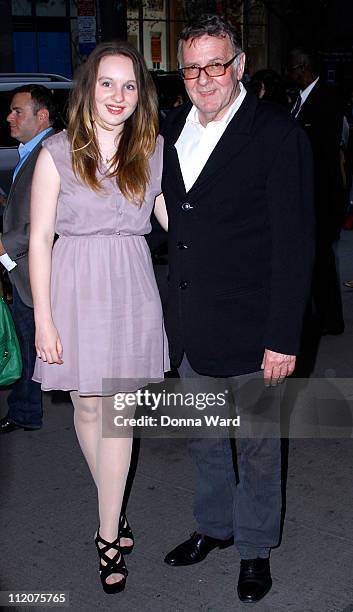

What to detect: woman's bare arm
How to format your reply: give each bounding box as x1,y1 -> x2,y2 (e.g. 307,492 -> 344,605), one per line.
154,193 -> 168,231
29,147 -> 63,364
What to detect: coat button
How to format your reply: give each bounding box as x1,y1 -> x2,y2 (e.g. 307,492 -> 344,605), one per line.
181,202 -> 193,210
179,281 -> 188,289
177,241 -> 188,249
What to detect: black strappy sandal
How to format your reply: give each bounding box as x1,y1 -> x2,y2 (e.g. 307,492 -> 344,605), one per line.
119,513 -> 134,555
94,530 -> 128,594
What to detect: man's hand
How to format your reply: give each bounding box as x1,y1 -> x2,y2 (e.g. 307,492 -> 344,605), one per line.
0,194 -> 6,207
261,349 -> 296,386
0,239 -> 6,256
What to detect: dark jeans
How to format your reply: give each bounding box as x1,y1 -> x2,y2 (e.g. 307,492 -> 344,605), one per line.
7,286 -> 42,428
179,354 -> 282,560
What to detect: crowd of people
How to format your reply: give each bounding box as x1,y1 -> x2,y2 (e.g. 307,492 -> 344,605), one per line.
0,11 -> 351,605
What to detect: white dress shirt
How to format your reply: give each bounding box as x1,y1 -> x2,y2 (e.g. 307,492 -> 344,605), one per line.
175,82 -> 247,192
12,127 -> 52,182
0,252 -> 17,271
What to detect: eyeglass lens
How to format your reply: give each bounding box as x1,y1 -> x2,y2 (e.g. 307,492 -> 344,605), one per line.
181,55 -> 238,80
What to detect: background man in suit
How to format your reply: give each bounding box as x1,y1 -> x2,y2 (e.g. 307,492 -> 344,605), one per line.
0,85 -> 56,433
160,15 -> 314,603
288,47 -> 345,335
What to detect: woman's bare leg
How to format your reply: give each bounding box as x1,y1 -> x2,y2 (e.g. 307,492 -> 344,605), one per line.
70,392 -> 133,585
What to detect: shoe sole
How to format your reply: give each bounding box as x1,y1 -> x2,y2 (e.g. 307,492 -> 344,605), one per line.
237,580 -> 272,603
101,580 -> 126,595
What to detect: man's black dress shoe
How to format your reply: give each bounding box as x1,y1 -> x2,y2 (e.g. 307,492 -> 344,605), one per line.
164,531 -> 234,566
237,558 -> 272,603
0,417 -> 36,434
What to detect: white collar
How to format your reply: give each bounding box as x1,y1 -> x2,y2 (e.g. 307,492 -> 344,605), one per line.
300,76 -> 319,104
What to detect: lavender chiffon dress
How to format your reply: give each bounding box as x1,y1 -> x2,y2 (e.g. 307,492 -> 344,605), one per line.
32,131 -> 169,395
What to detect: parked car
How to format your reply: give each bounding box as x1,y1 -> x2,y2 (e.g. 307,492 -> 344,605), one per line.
0,73 -> 73,194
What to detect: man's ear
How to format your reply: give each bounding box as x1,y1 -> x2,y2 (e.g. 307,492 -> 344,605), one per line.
38,108 -> 50,124
236,52 -> 246,81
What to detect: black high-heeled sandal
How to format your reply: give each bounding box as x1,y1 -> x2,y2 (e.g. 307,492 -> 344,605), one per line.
119,513 -> 134,555
94,530 -> 128,594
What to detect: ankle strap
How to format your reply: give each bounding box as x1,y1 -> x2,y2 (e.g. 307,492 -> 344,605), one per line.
95,530 -> 119,548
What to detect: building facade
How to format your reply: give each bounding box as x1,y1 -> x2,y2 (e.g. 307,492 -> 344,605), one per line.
5,0 -> 272,77
2,0 -> 352,89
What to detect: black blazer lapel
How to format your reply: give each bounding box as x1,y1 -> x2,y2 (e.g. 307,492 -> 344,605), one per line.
163,103 -> 191,199
163,93 -> 258,199
296,80 -> 321,126
164,143 -> 186,197
188,92 -> 258,197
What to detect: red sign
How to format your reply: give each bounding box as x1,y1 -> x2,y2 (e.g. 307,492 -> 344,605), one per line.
77,0 -> 95,17
151,36 -> 162,63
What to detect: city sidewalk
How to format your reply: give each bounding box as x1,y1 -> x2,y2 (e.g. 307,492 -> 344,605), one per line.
1,233 -> 353,612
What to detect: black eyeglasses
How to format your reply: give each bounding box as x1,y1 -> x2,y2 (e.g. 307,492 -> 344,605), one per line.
287,63 -> 304,72
179,54 -> 239,80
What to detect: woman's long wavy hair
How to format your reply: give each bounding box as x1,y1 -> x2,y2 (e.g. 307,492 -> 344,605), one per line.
67,41 -> 159,206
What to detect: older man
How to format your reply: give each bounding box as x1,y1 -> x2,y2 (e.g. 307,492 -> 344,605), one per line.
160,14 -> 314,603
0,85 -> 55,433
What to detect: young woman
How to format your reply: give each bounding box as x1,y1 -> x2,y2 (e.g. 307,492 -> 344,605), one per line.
29,41 -> 169,594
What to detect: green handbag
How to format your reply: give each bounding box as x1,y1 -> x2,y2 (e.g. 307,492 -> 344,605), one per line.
0,296 -> 22,386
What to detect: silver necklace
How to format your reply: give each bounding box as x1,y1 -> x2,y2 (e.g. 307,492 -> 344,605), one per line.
105,153 -> 114,165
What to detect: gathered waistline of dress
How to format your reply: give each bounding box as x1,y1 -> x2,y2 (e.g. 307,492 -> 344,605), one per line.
58,234 -> 145,239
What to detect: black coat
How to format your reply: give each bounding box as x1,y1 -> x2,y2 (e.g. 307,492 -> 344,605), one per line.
161,91 -> 315,376
2,128 -> 55,307
296,80 -> 345,243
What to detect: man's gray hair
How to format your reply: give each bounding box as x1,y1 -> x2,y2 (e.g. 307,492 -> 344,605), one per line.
177,13 -> 243,67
